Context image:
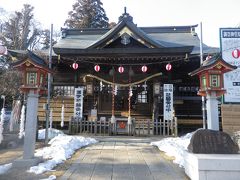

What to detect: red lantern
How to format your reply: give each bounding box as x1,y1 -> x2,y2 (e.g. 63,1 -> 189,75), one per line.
118,66 -> 124,73
72,62 -> 78,70
94,64 -> 100,72
141,65 -> 147,73
232,49 -> 240,59
166,63 -> 172,71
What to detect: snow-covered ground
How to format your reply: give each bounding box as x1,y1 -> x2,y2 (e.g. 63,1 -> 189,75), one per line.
38,128 -> 64,140
0,129 -> 97,175
0,163 -> 12,175
151,132 -> 193,167
30,134 -> 97,174
2,128 -> 238,176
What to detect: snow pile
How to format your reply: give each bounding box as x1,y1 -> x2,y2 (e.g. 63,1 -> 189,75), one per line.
232,131 -> 240,149
0,163 -> 12,175
38,128 -> 64,140
29,135 -> 97,174
151,132 -> 193,167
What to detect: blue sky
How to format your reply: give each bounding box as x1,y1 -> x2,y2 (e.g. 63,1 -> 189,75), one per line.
1,0 -> 240,47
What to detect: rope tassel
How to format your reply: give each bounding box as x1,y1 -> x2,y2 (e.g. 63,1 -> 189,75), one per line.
84,73 -> 162,87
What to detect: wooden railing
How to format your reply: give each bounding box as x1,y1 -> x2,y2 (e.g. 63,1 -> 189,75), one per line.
68,117 -> 178,136
153,118 -> 178,136
69,117 -> 111,135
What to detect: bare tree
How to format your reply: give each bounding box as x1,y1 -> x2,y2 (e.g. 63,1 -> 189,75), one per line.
1,4 -> 41,50
0,67 -> 22,98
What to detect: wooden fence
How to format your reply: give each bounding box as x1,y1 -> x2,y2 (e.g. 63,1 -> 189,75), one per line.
68,117 -> 178,136
153,117 -> 178,136
69,117 -> 111,135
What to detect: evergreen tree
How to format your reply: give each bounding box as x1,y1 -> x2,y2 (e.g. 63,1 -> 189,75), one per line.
40,29 -> 58,50
65,0 -> 109,28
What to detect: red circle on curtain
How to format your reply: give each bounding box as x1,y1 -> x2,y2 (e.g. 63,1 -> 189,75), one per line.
118,66 -> 124,73
166,63 -> 172,71
94,64 -> 100,72
72,62 -> 78,70
232,49 -> 240,59
141,65 -> 147,72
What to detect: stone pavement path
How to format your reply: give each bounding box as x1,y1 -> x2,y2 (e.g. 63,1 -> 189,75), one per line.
60,141 -> 189,180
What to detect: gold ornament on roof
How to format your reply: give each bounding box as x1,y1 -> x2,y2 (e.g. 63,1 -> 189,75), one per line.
25,61 -> 31,66
216,63 -> 222,69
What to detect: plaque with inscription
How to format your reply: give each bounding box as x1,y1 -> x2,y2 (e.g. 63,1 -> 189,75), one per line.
188,129 -> 239,154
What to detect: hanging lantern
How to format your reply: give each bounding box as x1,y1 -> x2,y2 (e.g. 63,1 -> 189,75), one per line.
166,63 -> 172,71
94,64 -> 100,72
72,62 -> 78,70
118,66 -> 124,73
232,49 -> 240,59
141,65 -> 148,73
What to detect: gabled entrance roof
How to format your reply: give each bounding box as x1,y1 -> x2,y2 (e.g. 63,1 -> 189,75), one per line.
87,11 -> 165,49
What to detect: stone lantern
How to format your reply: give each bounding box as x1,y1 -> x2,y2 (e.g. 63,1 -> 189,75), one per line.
13,53 -> 49,95
189,56 -> 236,130
11,50 -> 52,167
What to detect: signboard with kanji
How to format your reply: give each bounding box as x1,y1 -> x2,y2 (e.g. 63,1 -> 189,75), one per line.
163,84 -> 173,121
220,28 -> 240,103
74,87 -> 84,119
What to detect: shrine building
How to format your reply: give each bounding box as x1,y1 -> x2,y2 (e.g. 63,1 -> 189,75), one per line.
37,10 -> 218,134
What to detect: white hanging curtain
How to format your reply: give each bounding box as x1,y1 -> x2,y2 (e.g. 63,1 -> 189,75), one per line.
0,108 -> 6,144
49,108 -> 53,129
9,100 -> 21,132
61,104 -> 64,127
18,105 -> 26,139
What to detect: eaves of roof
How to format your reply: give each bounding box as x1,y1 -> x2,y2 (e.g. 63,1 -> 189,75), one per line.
54,46 -> 193,56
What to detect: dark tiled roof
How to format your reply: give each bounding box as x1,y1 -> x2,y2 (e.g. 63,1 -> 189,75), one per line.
189,55 -> 237,76
54,12 -> 219,55
10,50 -> 49,69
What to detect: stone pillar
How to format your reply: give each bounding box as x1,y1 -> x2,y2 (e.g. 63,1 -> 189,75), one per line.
13,90 -> 42,168
23,90 -> 39,159
206,92 -> 219,130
